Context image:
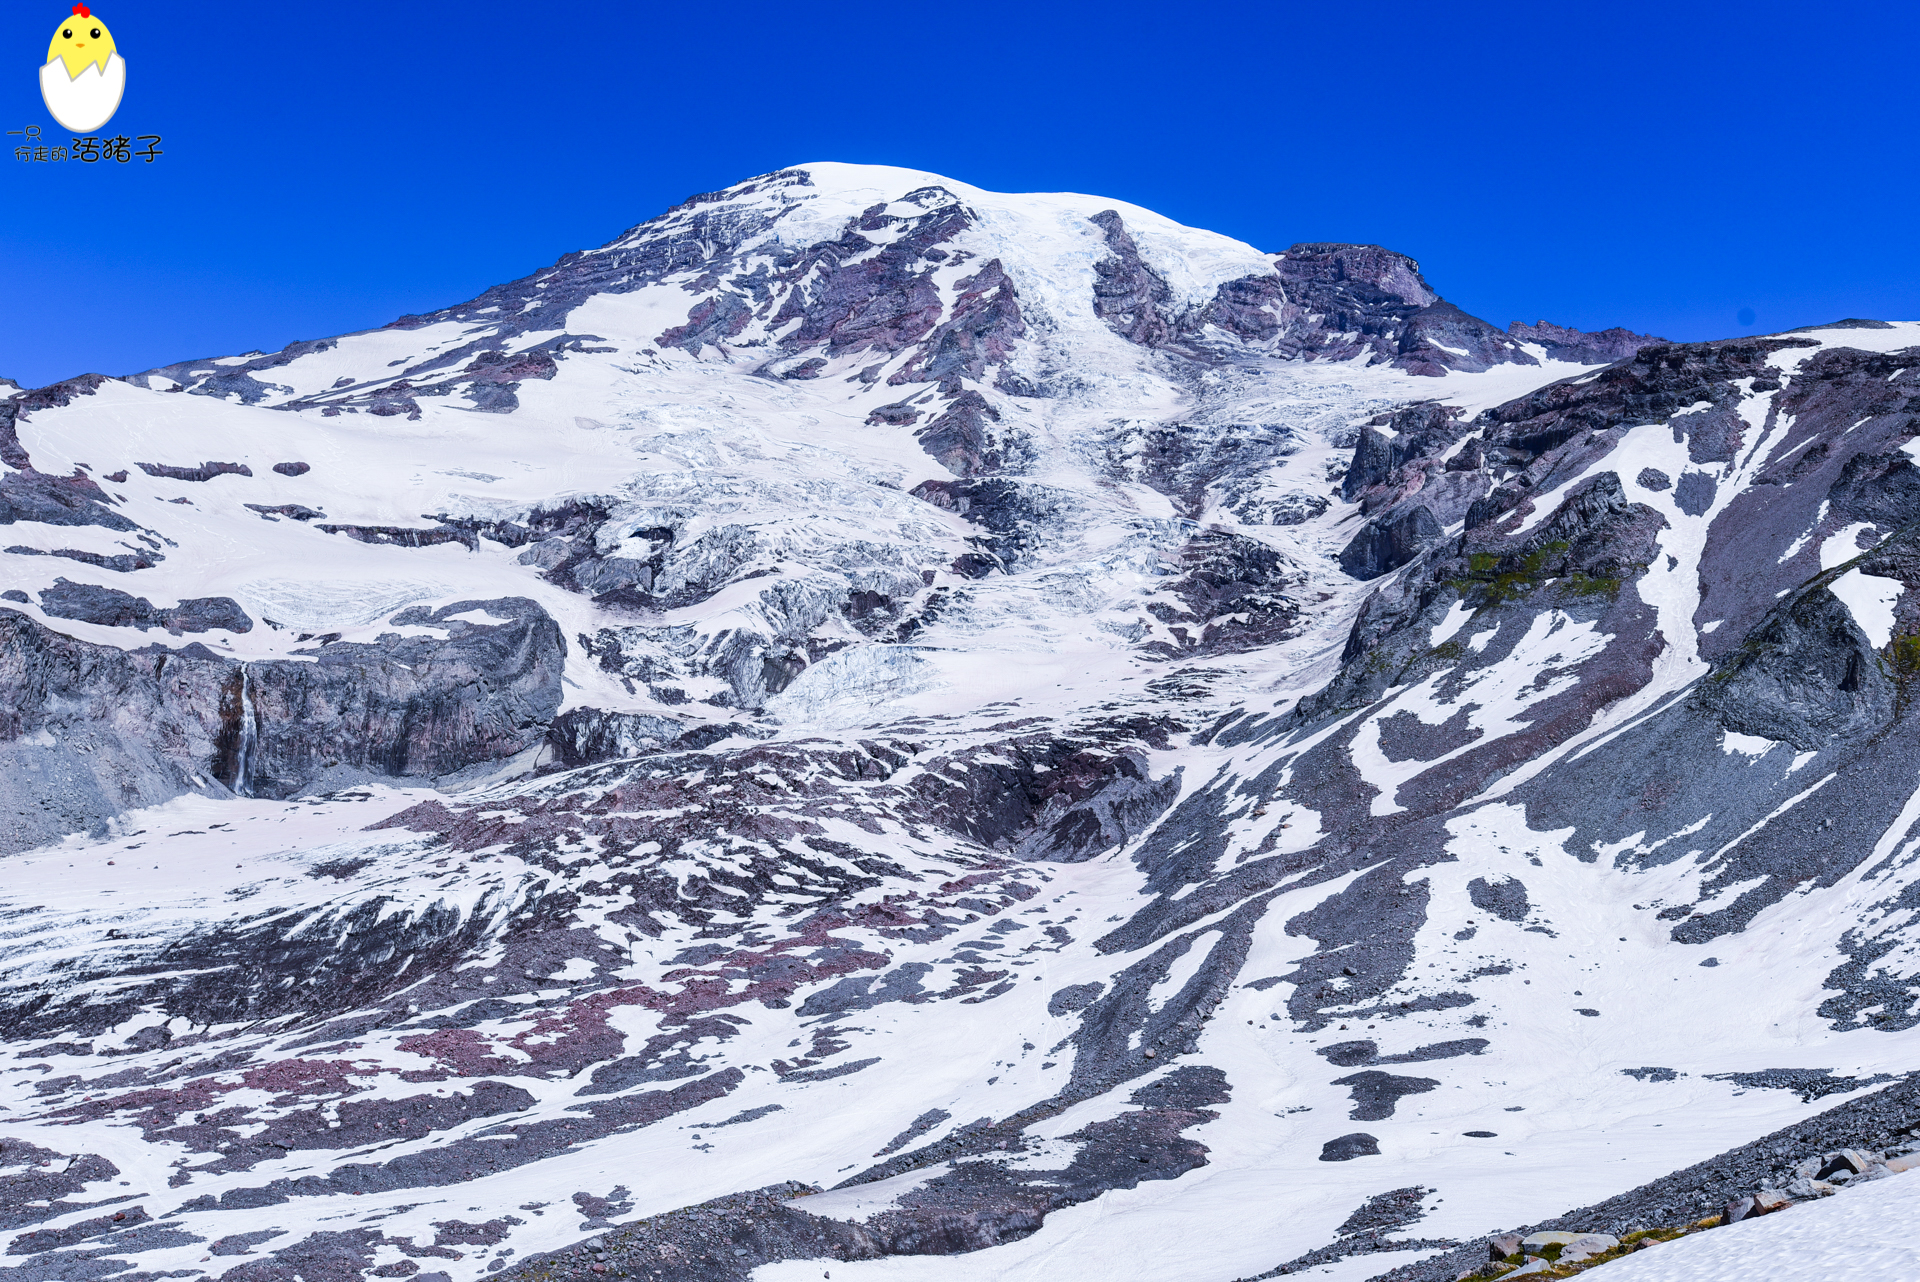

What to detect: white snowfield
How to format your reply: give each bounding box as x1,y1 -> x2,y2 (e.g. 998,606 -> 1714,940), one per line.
2,164 -> 1920,1282
1595,1171 -> 1918,1282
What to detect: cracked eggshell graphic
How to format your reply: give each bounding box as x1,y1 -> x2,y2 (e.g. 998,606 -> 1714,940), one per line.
40,3 -> 124,133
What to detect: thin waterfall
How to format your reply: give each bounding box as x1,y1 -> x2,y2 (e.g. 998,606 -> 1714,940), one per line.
234,663 -> 257,798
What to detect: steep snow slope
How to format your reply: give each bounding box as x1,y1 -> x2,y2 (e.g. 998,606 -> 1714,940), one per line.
2,165 -> 1917,1282
1596,1167 -> 1917,1282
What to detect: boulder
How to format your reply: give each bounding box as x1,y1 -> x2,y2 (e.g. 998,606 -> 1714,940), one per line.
1720,1196 -> 1756,1225
1519,1232 -> 1588,1250
1558,1233 -> 1619,1261
1815,1149 -> 1878,1180
1486,1233 -> 1523,1260
1317,1132 -> 1380,1161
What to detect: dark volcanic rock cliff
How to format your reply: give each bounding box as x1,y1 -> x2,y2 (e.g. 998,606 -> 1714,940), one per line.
0,597 -> 563,851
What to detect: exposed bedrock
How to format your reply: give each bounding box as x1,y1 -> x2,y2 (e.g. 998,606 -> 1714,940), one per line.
1263,244 -> 1536,373
1089,209 -> 1177,348
477,1073 -> 1226,1282
914,389 -> 1025,476
1696,571 -> 1894,749
1308,469 -> 1665,721
1507,319 -> 1667,365
135,459 -> 253,483
1511,528 -> 1920,975
1268,243 -> 1482,371
1336,404 -> 1490,564
903,718 -> 1185,858
1474,336 -> 1815,470
765,192 -> 974,363
1140,530 -> 1306,655
888,257 -> 1025,389
910,476 -> 1071,573
1338,504 -> 1442,580
0,597 -> 564,851
143,173 -> 824,402
1344,406 -> 1465,503
37,578 -> 253,633
1285,331 -> 1920,1027
0,382 -> 144,533
1334,336 -> 1847,552
230,598 -> 564,796
1086,221 -> 1546,375
0,709 -> 1187,1039
134,174 -> 1028,447
0,612 -> 230,855
543,707 -> 695,769
17,170 -> 1920,1282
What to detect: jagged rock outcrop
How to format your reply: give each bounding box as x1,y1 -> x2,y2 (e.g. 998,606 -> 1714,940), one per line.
1139,531 -> 1305,655
1696,566 -> 1897,749
1087,225 -> 1540,375
37,578 -> 253,632
544,707 -> 691,769
1508,319 -> 1667,365
1338,505 -> 1444,580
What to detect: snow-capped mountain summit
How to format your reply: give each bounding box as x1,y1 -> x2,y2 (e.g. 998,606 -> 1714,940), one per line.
0,162 -> 1595,827
3,164 -> 1917,1282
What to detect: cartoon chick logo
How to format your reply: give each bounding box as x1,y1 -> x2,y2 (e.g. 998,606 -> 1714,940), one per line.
40,4 -> 124,133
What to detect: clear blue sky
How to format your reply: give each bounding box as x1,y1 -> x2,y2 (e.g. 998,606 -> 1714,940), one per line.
3,0 -> 1914,389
